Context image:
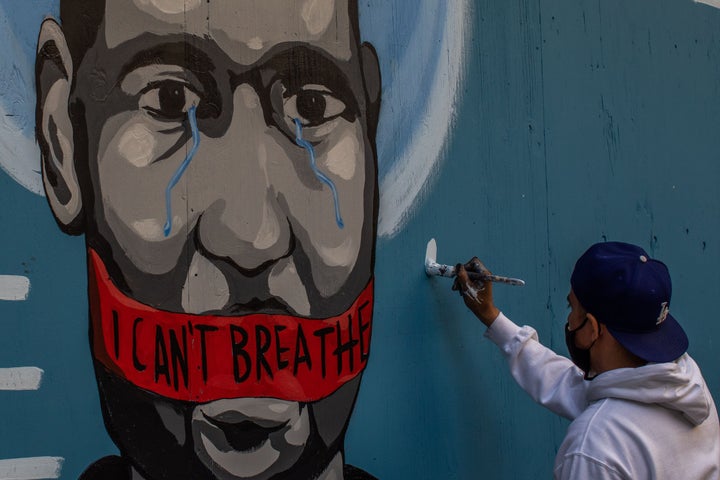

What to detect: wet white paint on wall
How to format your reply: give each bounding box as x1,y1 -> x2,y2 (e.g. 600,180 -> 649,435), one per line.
0,276 -> 31,301
0,457 -> 63,480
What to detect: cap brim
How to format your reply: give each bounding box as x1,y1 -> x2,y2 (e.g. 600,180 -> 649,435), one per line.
606,313 -> 689,363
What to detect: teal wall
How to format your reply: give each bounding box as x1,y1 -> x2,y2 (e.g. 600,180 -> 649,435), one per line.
1,1 -> 719,479
353,0 -> 720,478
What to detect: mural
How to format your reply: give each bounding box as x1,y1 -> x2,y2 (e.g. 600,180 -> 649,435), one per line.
1,0 -> 468,478
2,0 -> 720,479
35,0 -> 382,479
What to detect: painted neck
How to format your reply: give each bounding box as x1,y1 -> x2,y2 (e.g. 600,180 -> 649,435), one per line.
130,452 -> 346,480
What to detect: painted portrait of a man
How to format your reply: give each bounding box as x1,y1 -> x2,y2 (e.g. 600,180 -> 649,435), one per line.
35,1 -> 381,478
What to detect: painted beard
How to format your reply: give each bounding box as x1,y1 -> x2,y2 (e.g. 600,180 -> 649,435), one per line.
93,365 -> 353,480
86,249 -> 373,479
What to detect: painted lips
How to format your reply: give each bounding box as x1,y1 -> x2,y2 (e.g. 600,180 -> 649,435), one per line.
201,413 -> 288,452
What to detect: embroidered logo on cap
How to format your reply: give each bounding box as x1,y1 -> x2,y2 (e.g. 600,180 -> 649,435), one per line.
656,302 -> 669,325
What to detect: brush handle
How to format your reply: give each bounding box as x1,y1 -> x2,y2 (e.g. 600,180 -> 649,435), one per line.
425,261 -> 525,286
467,272 -> 526,286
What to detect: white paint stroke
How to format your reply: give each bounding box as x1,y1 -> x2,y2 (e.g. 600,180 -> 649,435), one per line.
0,101 -> 44,197
0,457 -> 63,480
0,276 -> 31,301
377,0 -> 469,238
0,2 -> 45,196
0,3 -> 44,196
0,367 -> 44,391
695,0 -> 720,8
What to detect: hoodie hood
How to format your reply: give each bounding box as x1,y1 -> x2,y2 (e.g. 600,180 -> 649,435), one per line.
586,354 -> 712,426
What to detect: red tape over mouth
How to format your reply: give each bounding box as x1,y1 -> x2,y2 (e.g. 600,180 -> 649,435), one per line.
88,250 -> 373,403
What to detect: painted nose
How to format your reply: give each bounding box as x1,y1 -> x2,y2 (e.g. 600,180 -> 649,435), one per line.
194,85 -> 292,273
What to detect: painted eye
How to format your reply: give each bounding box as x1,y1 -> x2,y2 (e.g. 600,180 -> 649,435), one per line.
283,86 -> 347,127
140,81 -> 201,121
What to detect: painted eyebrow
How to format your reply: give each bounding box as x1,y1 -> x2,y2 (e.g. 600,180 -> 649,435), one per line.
249,45 -> 361,110
110,41 -> 360,110
251,46 -> 352,87
116,41 -> 216,85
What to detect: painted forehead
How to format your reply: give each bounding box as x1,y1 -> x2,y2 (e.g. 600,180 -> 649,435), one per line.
103,0 -> 354,64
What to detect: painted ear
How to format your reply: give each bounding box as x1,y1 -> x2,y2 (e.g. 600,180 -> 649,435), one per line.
36,19 -> 84,234
360,42 -> 381,132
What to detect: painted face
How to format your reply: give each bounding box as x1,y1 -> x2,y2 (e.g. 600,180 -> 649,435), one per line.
80,0 -> 375,318
59,1 -> 379,478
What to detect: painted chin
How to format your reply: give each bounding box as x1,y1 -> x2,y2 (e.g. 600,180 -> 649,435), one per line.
191,399 -> 310,479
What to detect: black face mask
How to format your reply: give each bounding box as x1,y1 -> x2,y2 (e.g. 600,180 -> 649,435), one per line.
565,316 -> 598,380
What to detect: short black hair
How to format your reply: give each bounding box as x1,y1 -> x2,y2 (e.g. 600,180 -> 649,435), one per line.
60,0 -> 106,69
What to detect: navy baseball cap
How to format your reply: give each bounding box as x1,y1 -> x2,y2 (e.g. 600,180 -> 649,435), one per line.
570,241 -> 688,363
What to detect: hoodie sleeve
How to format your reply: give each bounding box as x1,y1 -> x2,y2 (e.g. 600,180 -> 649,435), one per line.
554,453 -> 626,480
484,312 -> 588,420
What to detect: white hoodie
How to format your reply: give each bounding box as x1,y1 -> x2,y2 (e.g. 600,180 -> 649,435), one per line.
486,312 -> 720,480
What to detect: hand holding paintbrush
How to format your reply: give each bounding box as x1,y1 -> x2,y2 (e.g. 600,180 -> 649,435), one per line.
424,239 -> 525,286
424,238 -> 523,326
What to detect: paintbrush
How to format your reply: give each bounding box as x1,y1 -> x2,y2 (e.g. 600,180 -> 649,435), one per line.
424,238 -> 525,286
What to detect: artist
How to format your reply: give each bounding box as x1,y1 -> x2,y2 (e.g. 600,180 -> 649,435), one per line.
36,1 -> 381,479
453,241 -> 720,479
